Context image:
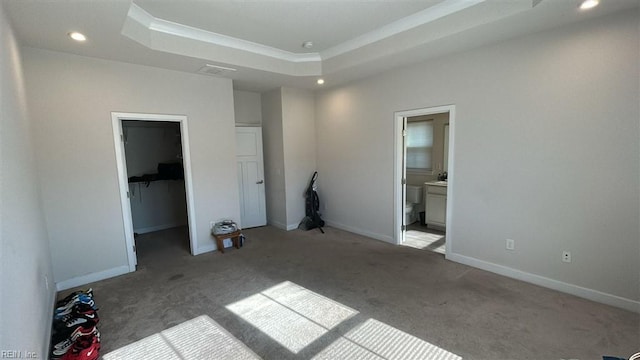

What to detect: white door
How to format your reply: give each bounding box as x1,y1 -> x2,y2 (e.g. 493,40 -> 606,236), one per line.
236,127 -> 267,228
402,117 -> 408,242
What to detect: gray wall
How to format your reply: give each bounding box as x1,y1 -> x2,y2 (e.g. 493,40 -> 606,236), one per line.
234,90 -> 262,125
282,88 -> 317,229
316,11 -> 639,306
22,47 -> 240,285
129,180 -> 188,233
261,89 -> 287,228
261,88 -> 317,230
0,4 -> 54,356
123,122 -> 182,176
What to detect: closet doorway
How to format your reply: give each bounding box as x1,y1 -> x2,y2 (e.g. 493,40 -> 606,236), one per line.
112,113 -> 198,272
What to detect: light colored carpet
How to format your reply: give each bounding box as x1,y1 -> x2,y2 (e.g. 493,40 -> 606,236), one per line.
102,315 -> 261,360
225,281 -> 358,354
59,225 -> 639,360
313,318 -> 461,360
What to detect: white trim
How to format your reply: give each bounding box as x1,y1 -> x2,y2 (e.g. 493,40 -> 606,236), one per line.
394,105 -> 456,258
321,0 -> 485,59
134,223 -> 187,235
272,220 -> 323,232
269,220 -> 288,231
126,2 -> 153,28
55,265 -> 130,291
178,117 -> 199,256
112,116 -> 137,272
393,114 -> 404,246
444,107 -> 455,257
126,1 -> 486,64
127,3 -> 321,63
111,112 -> 199,274
44,284 -> 56,357
195,243 -> 216,255
122,1 -> 537,79
448,253 -> 640,313
324,220 -> 395,244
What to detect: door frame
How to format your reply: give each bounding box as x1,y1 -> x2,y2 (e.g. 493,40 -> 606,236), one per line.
111,112 -> 198,272
393,105 -> 456,257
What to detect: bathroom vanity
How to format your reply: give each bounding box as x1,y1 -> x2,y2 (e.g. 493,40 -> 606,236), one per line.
424,181 -> 447,229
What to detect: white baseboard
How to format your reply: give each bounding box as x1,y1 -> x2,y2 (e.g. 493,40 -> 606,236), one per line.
44,284 -> 57,357
448,253 -> 640,313
269,220 -> 288,231
314,220 -> 639,313
195,243 -> 216,255
55,265 -> 130,291
134,222 -> 186,234
195,236 -> 237,255
270,220 -> 301,231
324,219 -> 395,244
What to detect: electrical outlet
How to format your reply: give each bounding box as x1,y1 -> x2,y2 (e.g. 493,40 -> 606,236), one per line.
44,275 -> 49,290
506,239 -> 515,251
562,251 -> 571,263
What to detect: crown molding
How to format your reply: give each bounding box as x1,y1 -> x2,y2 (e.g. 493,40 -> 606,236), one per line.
126,3 -> 321,63
320,0 -> 486,59
122,0 -> 539,78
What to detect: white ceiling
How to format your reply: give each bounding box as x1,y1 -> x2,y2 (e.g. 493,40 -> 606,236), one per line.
4,0 -> 638,92
135,0 -> 445,54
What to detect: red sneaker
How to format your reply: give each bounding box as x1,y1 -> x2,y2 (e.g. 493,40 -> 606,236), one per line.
60,333 -> 100,360
52,326 -> 98,358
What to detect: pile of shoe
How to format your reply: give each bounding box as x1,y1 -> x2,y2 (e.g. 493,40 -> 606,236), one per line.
50,289 -> 100,360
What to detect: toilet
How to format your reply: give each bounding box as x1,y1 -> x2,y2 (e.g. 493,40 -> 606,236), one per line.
405,185 -> 423,224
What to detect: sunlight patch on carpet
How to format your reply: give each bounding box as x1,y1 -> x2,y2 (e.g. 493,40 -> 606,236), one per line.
102,315 -> 261,360
311,337 -> 384,360
226,281 -> 358,354
262,281 -> 357,329
403,231 -> 445,254
313,319 -> 462,360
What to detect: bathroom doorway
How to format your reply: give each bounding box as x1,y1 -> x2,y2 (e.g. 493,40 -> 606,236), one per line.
394,106 -> 454,256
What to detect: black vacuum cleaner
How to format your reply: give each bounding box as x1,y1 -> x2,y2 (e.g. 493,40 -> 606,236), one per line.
298,171 -> 325,233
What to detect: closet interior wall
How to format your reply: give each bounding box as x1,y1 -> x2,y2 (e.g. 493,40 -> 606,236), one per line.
123,121 -> 188,234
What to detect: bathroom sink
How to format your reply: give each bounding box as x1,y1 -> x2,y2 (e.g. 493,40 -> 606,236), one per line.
432,181 -> 448,186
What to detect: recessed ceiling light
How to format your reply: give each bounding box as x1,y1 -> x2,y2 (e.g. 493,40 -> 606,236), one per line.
317,78 -> 325,85
68,32 -> 86,42
302,41 -> 314,49
579,0 -> 599,10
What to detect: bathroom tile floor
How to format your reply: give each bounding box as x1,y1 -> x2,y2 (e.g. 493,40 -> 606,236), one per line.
403,223 -> 445,254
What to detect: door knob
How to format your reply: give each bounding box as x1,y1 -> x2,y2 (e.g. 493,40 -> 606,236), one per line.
256,180 -> 264,184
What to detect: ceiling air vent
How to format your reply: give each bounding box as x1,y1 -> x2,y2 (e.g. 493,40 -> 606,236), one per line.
197,64 -> 237,77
